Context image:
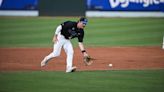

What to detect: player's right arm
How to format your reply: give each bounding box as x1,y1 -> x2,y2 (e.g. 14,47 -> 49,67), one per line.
53,25 -> 62,43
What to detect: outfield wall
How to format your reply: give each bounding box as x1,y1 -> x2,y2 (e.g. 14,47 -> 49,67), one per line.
0,0 -> 38,16
39,0 -> 85,16
0,0 -> 164,17
86,0 -> 164,17
0,0 -> 85,16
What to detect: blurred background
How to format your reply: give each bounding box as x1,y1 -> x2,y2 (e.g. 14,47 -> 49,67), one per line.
0,0 -> 164,47
0,0 -> 164,17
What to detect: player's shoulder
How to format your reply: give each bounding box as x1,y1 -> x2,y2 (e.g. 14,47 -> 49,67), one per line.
61,21 -> 76,26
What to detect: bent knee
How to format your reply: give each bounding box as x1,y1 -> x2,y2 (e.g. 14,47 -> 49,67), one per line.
52,52 -> 60,57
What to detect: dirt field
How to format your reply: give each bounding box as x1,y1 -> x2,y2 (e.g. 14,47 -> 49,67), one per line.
0,47 -> 164,71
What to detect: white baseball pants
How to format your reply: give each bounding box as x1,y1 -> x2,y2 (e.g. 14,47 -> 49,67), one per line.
43,32 -> 74,71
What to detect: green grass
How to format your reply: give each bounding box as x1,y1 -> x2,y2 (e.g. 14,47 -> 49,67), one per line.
0,70 -> 164,92
0,17 -> 164,47
0,17 -> 164,92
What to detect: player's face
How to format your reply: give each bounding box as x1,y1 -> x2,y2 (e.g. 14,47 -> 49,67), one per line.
77,22 -> 86,29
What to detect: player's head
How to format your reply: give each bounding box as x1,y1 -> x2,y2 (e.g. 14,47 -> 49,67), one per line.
77,17 -> 88,29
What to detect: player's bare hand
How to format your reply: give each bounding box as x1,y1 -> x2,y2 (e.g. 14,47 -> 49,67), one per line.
83,52 -> 89,57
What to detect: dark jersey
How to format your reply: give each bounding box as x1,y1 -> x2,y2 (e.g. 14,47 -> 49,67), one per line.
60,21 -> 84,42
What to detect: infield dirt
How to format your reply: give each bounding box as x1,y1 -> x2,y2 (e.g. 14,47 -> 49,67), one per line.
0,47 -> 164,71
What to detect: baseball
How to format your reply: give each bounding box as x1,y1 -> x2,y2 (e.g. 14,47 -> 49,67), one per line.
108,64 -> 113,67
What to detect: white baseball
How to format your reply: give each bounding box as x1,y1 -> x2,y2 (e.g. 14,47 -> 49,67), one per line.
108,64 -> 113,67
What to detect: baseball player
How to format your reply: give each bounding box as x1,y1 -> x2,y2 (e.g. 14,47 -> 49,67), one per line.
41,17 -> 89,73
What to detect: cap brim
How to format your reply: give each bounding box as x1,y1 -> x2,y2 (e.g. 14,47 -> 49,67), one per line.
82,21 -> 87,25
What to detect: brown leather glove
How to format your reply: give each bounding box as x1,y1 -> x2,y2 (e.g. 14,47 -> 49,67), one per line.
83,56 -> 93,66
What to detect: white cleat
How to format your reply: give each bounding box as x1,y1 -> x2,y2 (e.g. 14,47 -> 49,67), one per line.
66,66 -> 77,73
41,59 -> 48,67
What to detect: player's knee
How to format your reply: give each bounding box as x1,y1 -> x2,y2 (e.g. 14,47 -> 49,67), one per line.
52,52 -> 60,57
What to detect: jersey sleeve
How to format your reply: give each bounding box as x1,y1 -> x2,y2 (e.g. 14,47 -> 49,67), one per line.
55,25 -> 62,35
78,29 -> 84,42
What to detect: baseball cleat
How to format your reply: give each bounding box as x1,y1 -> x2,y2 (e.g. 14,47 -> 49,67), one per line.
41,59 -> 48,67
66,66 -> 77,73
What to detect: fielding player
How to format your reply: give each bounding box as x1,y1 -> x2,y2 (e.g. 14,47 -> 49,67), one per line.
41,17 -> 89,73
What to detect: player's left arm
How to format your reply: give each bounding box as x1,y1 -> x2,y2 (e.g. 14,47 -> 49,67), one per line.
78,29 -> 88,56
78,42 -> 88,57
79,42 -> 93,66
78,30 -> 93,65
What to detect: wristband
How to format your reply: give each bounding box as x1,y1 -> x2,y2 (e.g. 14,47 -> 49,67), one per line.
81,50 -> 86,53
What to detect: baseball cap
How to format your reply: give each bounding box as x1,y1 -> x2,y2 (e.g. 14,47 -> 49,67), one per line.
79,17 -> 88,25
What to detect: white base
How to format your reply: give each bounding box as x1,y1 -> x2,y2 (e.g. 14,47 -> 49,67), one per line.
86,11 -> 164,17
0,10 -> 39,16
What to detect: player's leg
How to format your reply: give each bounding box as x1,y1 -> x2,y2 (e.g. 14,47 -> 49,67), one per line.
41,41 -> 63,67
63,40 -> 76,72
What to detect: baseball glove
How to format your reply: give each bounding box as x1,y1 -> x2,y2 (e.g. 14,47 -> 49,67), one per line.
83,56 -> 94,66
